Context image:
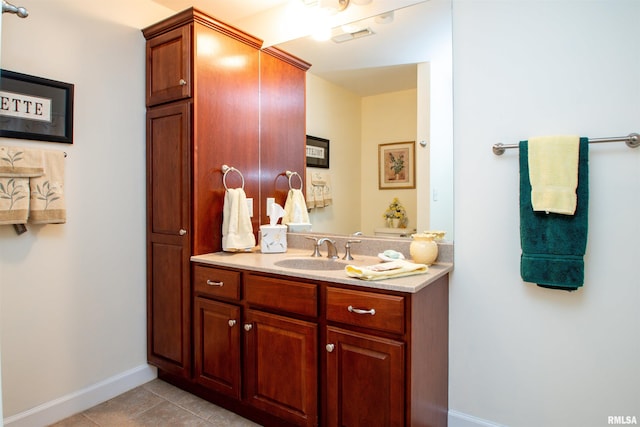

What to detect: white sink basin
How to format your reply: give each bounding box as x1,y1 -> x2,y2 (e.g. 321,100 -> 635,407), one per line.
273,257 -> 349,271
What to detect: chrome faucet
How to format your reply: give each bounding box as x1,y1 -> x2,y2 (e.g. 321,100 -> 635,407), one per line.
316,237 -> 339,259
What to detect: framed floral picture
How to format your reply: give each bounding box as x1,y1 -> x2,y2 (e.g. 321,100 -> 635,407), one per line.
378,141 -> 415,189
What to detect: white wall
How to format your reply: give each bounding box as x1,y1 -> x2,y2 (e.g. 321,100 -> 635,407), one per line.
306,74 -> 362,235
451,1 -> 639,427
0,1 -> 171,424
360,89 -> 417,235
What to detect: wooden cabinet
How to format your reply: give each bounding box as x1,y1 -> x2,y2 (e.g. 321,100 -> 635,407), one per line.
244,309 -> 318,426
326,327 -> 405,427
324,280 -> 449,427
193,265 -> 242,397
146,101 -> 191,377
146,25 -> 191,106
187,262 -> 449,427
144,9 -> 307,382
192,265 -> 318,427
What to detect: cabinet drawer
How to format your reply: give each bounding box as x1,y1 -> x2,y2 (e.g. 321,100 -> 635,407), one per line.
193,265 -> 240,300
245,273 -> 317,318
326,287 -> 405,335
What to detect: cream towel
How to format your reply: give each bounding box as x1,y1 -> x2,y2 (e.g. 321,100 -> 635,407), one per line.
305,171 -> 333,209
528,135 -> 580,215
282,189 -> 310,225
345,260 -> 428,281
0,177 -> 30,224
29,150 -> 66,224
0,146 -> 44,177
222,188 -> 256,252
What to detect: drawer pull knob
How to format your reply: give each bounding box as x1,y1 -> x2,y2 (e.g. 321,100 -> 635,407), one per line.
244,323 -> 253,331
179,229 -> 187,236
326,343 -> 335,353
348,305 -> 376,316
206,280 -> 224,287
179,78 -> 187,85
228,319 -> 236,327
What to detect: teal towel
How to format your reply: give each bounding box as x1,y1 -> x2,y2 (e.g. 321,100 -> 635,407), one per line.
519,138 -> 589,291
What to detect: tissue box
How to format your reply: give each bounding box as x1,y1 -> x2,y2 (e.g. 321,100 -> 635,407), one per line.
260,225 -> 287,253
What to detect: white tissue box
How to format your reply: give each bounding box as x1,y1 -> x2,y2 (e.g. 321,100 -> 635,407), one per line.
287,222 -> 312,233
260,225 -> 287,253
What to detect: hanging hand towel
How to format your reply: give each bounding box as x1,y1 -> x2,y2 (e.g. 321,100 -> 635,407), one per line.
222,188 -> 256,252
528,135 -> 580,215
29,150 -> 66,224
0,146 -> 44,177
305,171 -> 333,209
519,138 -> 589,291
282,189 -> 310,225
0,177 -> 30,224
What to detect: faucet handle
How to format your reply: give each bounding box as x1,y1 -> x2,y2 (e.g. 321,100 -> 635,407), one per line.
305,236 -> 322,257
343,240 -> 361,261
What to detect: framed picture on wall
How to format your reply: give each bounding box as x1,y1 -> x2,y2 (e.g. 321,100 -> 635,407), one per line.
378,141 -> 415,189
306,135 -> 329,168
0,69 -> 74,144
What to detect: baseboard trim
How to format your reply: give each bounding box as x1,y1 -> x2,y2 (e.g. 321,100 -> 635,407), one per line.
3,364 -> 157,427
448,409 -> 506,427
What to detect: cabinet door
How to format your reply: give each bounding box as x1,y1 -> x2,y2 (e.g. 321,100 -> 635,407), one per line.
244,309 -> 318,427
258,49 -> 307,224
146,25 -> 191,106
194,297 -> 241,398
146,101 -> 191,377
326,327 -> 405,427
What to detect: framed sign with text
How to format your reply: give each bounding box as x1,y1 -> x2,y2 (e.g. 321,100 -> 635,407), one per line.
306,135 -> 329,168
0,69 -> 74,144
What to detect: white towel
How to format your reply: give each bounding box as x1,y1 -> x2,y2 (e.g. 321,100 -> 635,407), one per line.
222,188 -> 256,252
29,150 -> 66,224
305,171 -> 333,209
0,146 -> 44,177
0,177 -> 30,224
282,189 -> 310,224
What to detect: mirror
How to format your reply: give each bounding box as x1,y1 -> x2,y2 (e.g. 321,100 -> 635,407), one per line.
275,0 -> 453,239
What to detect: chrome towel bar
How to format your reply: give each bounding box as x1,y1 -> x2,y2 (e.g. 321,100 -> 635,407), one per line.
492,132 -> 639,155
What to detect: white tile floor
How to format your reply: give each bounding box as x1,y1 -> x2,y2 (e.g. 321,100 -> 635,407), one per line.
50,379 -> 261,426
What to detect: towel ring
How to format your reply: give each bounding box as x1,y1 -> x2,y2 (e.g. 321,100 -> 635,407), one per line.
222,164 -> 245,190
285,170 -> 303,191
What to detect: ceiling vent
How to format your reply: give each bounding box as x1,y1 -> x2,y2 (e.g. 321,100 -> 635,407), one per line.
331,27 -> 375,43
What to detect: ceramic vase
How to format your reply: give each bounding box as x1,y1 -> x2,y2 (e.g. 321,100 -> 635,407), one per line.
410,233 -> 438,265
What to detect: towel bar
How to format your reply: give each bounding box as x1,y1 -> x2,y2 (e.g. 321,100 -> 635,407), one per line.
285,170 -> 303,191
222,164 -> 245,190
492,132 -> 639,155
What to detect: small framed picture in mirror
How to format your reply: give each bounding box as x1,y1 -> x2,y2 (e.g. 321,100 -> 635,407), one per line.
379,141 -> 415,189
306,135 -> 329,168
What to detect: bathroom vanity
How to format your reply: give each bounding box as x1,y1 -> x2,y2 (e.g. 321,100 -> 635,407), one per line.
185,243 -> 451,427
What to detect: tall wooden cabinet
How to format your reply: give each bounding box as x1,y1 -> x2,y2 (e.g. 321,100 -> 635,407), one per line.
143,6 -> 309,393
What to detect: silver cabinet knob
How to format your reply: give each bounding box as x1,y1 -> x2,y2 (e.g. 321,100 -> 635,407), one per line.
228,319 -> 236,327
244,323 -> 253,331
179,79 -> 187,86
326,343 -> 335,353
179,229 -> 187,236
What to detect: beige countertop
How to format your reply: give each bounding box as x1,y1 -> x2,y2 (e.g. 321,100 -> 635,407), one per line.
191,248 -> 453,294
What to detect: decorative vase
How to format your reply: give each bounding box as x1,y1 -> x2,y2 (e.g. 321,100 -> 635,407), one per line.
410,233 -> 438,265
387,218 -> 399,228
